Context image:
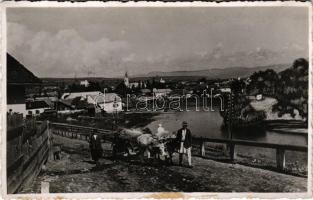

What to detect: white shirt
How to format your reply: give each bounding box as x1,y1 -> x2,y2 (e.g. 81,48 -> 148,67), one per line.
181,129 -> 186,141
93,135 -> 97,140
179,129 -> 187,153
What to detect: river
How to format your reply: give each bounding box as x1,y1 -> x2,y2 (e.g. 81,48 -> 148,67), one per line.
143,110 -> 308,146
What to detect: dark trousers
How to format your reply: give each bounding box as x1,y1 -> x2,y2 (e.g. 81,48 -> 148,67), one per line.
91,149 -> 102,162
179,147 -> 192,166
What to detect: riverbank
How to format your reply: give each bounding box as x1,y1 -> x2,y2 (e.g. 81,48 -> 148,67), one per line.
250,97 -> 305,121
21,135 -> 307,193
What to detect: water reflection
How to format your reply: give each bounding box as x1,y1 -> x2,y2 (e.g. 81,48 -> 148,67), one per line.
143,110 -> 307,146
220,125 -> 267,140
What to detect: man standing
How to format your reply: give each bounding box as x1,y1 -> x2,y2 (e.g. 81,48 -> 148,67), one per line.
89,129 -> 103,166
176,121 -> 192,168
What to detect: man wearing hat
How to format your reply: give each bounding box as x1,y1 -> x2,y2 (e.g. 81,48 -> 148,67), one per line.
89,129 -> 103,166
176,121 -> 192,168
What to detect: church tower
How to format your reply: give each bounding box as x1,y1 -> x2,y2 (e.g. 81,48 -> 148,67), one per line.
124,72 -> 129,87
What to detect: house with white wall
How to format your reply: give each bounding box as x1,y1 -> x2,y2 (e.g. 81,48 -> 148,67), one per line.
61,91 -> 102,100
152,88 -> 172,97
7,53 -> 42,116
80,80 -> 90,87
87,93 -> 122,113
25,100 -> 51,116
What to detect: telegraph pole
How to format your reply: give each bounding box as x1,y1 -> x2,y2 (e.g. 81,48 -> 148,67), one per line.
227,91 -> 233,140
228,90 -> 236,160
113,96 -> 118,130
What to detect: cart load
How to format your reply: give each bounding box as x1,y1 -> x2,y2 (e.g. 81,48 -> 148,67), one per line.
118,128 -> 144,140
112,126 -> 177,160
137,134 -> 156,147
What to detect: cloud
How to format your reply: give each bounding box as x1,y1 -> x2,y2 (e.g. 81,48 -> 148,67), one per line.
8,22 -> 129,77
7,8 -> 308,78
8,23 -> 33,54
122,53 -> 136,62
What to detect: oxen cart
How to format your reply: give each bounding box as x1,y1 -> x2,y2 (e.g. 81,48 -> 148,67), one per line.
112,128 -> 179,164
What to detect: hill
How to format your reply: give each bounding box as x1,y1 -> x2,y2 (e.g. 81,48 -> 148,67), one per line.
135,64 -> 289,79
40,64 -> 289,81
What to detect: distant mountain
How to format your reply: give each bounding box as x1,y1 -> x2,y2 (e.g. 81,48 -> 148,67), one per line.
135,64 -> 289,79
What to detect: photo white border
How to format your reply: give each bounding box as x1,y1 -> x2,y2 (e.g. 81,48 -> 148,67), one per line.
0,1 -> 312,199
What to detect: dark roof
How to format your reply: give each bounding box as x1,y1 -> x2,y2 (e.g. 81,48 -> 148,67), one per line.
26,100 -> 50,109
58,100 -> 74,109
7,53 -> 42,84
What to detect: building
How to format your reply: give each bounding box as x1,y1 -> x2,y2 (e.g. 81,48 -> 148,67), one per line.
140,89 -> 151,95
7,53 -> 42,116
219,88 -> 231,93
170,89 -> 193,96
25,100 -> 51,116
152,88 -> 172,97
54,98 -> 90,114
56,99 -> 74,111
80,80 -> 90,87
87,93 -> 122,113
160,78 -> 166,84
34,96 -> 58,107
129,82 -> 139,88
61,91 -> 102,100
55,99 -> 89,114
123,72 -> 145,89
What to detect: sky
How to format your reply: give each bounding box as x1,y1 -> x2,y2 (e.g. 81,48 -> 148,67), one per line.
7,6 -> 309,78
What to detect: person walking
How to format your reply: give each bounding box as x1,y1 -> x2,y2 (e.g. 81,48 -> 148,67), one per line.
176,121 -> 193,168
157,124 -> 165,134
89,129 -> 103,166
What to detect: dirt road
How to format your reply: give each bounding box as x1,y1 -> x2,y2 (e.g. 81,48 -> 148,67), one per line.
21,135 -> 307,193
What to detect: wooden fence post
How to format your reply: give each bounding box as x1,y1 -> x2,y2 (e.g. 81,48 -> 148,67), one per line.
41,181 -> 50,193
200,141 -> 206,157
276,148 -> 285,170
229,143 -> 236,161
47,120 -> 53,161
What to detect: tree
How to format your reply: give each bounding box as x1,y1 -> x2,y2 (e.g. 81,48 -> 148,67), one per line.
273,58 -> 308,121
247,69 -> 279,96
115,81 -> 130,97
198,77 -> 207,83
